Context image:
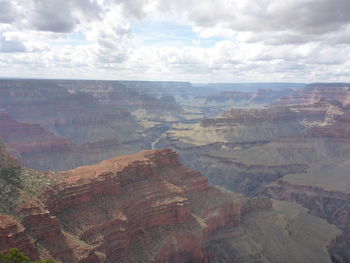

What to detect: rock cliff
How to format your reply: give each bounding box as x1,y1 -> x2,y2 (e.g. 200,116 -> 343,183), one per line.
205,88 -> 294,107
157,97 -> 350,262
0,214 -> 38,260
0,80 -> 152,171
0,145 -> 339,262
0,80 -> 142,145
166,100 -> 342,145
60,80 -> 182,110
276,83 -> 350,106
0,109 -> 146,171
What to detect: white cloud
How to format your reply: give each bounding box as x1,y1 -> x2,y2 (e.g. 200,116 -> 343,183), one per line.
0,0 -> 350,82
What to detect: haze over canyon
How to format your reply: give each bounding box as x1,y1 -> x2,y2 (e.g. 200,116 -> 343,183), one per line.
1,0 -> 350,262
0,80 -> 348,263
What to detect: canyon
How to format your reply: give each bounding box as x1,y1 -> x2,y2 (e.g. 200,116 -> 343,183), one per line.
0,80 -> 349,262
0,142 -> 340,262
156,84 -> 350,262
275,83 -> 350,107
0,80 -> 171,171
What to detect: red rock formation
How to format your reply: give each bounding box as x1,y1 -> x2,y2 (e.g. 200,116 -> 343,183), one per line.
276,84 -> 350,106
190,101 -> 341,146
205,88 -> 294,105
59,80 -> 183,114
0,80 -> 147,170
38,150 -> 199,262
0,214 -> 38,259
0,110 -> 74,156
201,107 -> 299,127
307,109 -> 350,139
0,138 -> 342,263
0,109 -> 147,171
0,148 -> 267,263
15,200 -> 101,263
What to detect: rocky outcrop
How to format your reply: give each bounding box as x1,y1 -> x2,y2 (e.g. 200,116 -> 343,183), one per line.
205,88 -> 294,106
0,80 -> 153,171
38,149 -> 237,262
156,98 -> 350,261
263,180 -> 350,262
0,148 -> 249,262
59,80 -> 183,114
250,88 -> 295,104
16,201 -> 101,263
0,110 -> 74,157
0,145 -> 339,263
307,109 -> 350,139
0,79 -> 142,145
163,100 -> 342,146
0,110 -> 146,171
0,214 -> 38,260
189,107 -> 304,144
276,83 -> 350,106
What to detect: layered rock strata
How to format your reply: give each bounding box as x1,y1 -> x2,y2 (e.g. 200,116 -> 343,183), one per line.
0,80 -> 151,171
276,83 -> 350,106
157,98 -> 350,262
0,146 -> 339,262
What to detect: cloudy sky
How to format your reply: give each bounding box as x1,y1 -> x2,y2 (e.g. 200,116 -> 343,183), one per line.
1,0 -> 350,82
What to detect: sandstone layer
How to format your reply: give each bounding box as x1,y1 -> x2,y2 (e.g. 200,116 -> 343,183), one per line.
205,88 -> 294,107
0,80 -> 152,171
157,98 -> 350,262
276,83 -> 350,106
0,145 -> 339,263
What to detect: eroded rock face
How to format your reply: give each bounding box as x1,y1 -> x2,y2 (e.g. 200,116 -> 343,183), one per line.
262,180 -> 350,262
205,88 -> 294,106
156,98 -> 350,262
0,80 -> 153,171
206,91 -> 251,104
0,80 -> 142,145
58,80 -> 183,116
0,214 -> 38,259
0,148 -> 249,262
0,147 -> 337,263
37,149 -> 247,263
0,110 -> 75,158
307,109 -> 350,139
162,99 -> 343,146
0,110 -> 147,171
276,83 -> 350,106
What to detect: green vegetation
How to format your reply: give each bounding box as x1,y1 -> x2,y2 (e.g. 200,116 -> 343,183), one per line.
0,248 -> 54,263
0,168 -> 22,213
20,168 -> 56,196
0,167 -> 21,187
0,167 -> 56,214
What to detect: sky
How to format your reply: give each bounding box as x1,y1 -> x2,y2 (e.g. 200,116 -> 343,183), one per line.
1,0 -> 350,83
